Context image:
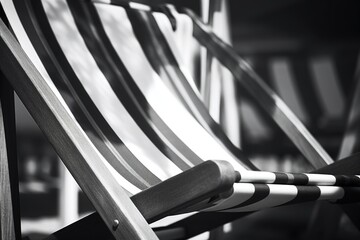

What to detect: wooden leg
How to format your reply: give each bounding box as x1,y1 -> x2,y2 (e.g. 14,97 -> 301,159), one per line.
0,71 -> 21,240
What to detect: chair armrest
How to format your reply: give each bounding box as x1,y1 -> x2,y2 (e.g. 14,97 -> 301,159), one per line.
132,160 -> 236,223
41,160 -> 236,240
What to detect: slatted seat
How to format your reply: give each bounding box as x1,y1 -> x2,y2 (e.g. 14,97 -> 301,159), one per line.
1,0 -> 360,239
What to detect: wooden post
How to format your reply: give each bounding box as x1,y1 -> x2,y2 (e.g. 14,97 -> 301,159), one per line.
0,6 -> 21,238
0,71 -> 21,240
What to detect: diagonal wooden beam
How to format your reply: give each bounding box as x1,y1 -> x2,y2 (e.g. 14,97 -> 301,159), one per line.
0,17 -> 158,240
0,5 -> 21,240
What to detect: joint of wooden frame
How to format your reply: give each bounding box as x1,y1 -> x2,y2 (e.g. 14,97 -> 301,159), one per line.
132,160 -> 236,223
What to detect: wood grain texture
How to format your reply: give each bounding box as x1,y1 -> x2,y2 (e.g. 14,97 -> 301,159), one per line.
0,5 -> 21,239
132,160 -> 236,222
0,18 -> 158,240
185,9 -> 333,169
0,89 -> 16,240
43,160 -> 237,239
0,74 -> 21,240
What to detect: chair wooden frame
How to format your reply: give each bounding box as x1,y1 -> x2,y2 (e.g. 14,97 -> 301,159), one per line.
0,9 -> 21,235
0,17 -> 159,239
1,1 -> 360,239
0,14 -> 240,240
0,68 -> 21,240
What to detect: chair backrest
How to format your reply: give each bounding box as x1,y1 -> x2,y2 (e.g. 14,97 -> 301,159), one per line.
0,15 -> 158,240
115,3 -> 252,167
2,0 -> 253,194
158,1 -> 357,163
107,2 -> 334,169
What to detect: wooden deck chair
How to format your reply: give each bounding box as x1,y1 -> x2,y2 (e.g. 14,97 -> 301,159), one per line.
125,2 -> 360,237
115,2 -> 337,169
1,0 -> 360,239
97,1 -> 320,168
100,2 -> 360,237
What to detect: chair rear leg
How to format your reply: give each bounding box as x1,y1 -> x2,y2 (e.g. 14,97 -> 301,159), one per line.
0,71 -> 21,240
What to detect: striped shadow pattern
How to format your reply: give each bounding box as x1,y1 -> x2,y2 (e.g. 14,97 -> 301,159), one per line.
93,0 -> 337,170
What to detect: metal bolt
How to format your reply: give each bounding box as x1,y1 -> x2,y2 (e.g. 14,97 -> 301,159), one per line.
112,219 -> 120,230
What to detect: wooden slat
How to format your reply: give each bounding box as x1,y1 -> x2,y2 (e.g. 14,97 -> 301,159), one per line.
0,79 -> 21,240
0,5 -> 21,239
0,80 -> 16,240
132,160 -> 236,222
185,9 -> 334,169
0,18 -> 158,240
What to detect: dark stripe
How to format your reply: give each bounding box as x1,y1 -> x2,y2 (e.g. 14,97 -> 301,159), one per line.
336,187 -> 360,203
335,175 -> 360,186
15,0 -> 161,188
68,0 -> 203,170
226,184 -> 270,210
273,172 -> 289,184
126,9 -> 194,116
286,186 -> 321,205
30,0 -> 159,188
84,1 -> 205,168
292,173 -> 309,185
126,9 -> 256,170
234,171 -> 241,182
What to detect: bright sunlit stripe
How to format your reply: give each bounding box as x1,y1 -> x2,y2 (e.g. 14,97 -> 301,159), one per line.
129,2 -> 151,11
43,0 -> 182,184
96,4 -> 248,171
